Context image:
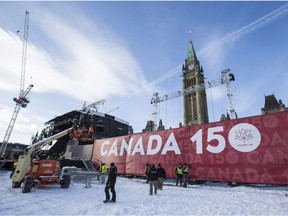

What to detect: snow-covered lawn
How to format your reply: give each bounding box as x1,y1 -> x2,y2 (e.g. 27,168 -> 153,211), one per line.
0,171 -> 287,215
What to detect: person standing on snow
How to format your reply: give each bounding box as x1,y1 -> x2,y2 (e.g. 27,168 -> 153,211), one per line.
99,162 -> 109,184
144,163 -> 150,183
182,163 -> 189,188
175,163 -> 183,186
156,163 -> 166,190
148,164 -> 158,195
103,162 -> 117,203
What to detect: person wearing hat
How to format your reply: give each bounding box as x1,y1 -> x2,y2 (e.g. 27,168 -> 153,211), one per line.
103,162 -> 117,203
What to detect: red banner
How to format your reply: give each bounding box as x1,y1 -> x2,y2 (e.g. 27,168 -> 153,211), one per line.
92,112 -> 288,185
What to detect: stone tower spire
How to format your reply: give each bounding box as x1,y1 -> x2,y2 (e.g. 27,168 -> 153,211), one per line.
182,40 -> 209,126
186,40 -> 198,62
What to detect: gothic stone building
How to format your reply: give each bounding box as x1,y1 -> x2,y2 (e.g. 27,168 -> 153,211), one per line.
261,94 -> 286,115
182,40 -> 209,126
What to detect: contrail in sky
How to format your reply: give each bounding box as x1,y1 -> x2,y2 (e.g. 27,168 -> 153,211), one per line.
115,3 -> 288,109
198,3 -> 288,56
150,3 -> 288,88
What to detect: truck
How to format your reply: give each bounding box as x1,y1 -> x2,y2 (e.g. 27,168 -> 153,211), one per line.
11,127 -> 76,193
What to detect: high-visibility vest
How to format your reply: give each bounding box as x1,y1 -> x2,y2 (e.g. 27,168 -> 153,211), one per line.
101,164 -> 108,173
183,166 -> 189,174
13,162 -> 18,168
176,167 -> 183,175
145,166 -> 150,175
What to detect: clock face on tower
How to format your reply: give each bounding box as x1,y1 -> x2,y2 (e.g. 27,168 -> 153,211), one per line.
188,64 -> 194,71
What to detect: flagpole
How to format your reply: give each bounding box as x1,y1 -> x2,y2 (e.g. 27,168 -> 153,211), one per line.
189,28 -> 192,41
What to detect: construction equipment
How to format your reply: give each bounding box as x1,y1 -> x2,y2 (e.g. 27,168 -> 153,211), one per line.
78,99 -> 106,127
151,68 -> 236,130
12,127 -> 75,193
76,99 -> 106,143
81,99 -> 106,114
0,11 -> 34,158
221,68 -> 237,119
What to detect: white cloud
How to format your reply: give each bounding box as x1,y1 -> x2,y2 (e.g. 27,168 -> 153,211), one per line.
0,29 -> 23,92
30,10 -> 149,101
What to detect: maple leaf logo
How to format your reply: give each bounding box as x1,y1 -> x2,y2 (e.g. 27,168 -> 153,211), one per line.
234,128 -> 253,143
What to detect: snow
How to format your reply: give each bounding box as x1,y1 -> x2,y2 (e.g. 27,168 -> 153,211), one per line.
1,170 -> 288,215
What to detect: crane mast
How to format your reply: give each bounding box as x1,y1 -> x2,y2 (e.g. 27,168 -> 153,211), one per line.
20,11 -> 29,95
221,68 -> 236,119
151,68 -> 236,131
0,11 -> 33,158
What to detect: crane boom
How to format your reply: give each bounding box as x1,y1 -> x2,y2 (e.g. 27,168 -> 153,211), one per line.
81,99 -> 106,113
78,99 -> 106,125
0,11 -> 33,158
152,76 -> 226,104
150,68 -> 236,130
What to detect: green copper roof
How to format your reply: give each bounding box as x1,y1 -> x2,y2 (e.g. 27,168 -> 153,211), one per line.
186,40 -> 197,62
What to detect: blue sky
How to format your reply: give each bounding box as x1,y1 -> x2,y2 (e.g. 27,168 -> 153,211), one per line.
0,1 -> 288,144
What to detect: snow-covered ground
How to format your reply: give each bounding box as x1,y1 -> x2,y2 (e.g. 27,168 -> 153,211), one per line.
0,170 -> 288,215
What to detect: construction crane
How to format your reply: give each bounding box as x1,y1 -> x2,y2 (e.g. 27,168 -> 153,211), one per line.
0,11 -> 34,158
221,68 -> 237,120
150,68 -> 236,131
78,99 -> 106,125
81,99 -> 106,113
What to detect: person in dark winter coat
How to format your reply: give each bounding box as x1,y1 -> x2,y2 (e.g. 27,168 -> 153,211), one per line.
103,162 -> 117,203
145,163 -> 150,183
156,164 -> 166,190
148,164 -> 158,195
